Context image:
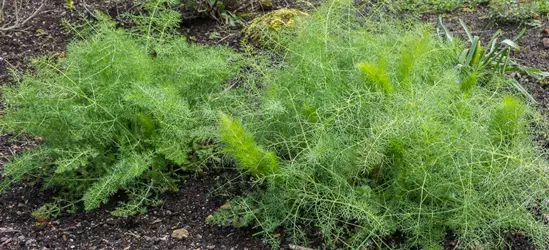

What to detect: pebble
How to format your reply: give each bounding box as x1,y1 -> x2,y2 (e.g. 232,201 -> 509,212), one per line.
25,239 -> 36,247
543,38 -> 549,49
171,228 -> 190,240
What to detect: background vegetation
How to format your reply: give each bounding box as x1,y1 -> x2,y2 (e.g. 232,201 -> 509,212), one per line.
385,0 -> 549,22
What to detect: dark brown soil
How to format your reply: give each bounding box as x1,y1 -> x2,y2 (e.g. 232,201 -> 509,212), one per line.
0,0 -> 135,84
0,172 -> 268,250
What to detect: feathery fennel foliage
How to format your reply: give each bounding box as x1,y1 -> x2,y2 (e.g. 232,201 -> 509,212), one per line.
219,113 -> 280,176
210,2 -> 549,249
0,23 -> 239,216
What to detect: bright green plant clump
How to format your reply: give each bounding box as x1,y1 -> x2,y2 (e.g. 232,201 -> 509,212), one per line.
0,24 -> 239,216
211,2 -> 549,249
219,113 -> 279,176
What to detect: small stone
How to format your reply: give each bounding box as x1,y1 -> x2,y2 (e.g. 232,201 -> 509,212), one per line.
25,239 -> 36,247
543,28 -> 549,35
171,228 -> 190,240
207,245 -> 215,249
289,245 -> 314,250
543,38 -> 549,49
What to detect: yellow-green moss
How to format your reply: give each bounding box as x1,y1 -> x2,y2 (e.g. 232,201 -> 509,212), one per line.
243,8 -> 308,44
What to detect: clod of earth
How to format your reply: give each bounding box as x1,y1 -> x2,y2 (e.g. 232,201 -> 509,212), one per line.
171,228 -> 190,240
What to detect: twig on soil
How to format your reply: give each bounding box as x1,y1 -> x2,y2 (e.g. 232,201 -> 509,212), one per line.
0,238 -> 12,247
0,227 -> 19,233
82,4 -> 98,20
125,232 -> 141,239
0,0 -> 5,23
0,57 -> 24,77
0,0 -> 46,31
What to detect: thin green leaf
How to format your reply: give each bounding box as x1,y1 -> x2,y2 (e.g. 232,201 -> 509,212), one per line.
459,19 -> 473,42
513,28 -> 527,42
501,39 -> 520,50
438,16 -> 453,42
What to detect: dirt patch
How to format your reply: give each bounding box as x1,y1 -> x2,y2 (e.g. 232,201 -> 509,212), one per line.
0,172 -> 267,250
0,0 -> 135,84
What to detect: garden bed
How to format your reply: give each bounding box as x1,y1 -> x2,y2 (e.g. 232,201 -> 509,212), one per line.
1,0 -> 549,249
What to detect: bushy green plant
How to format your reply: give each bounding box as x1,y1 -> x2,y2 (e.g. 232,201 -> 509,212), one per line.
439,18 -> 547,100
0,21 -> 239,216
210,2 -> 549,249
439,18 -> 520,93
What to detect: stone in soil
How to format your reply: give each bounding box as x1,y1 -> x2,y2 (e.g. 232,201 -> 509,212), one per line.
171,228 -> 190,240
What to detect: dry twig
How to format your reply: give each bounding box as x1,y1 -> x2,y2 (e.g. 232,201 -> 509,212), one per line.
0,0 -> 46,31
